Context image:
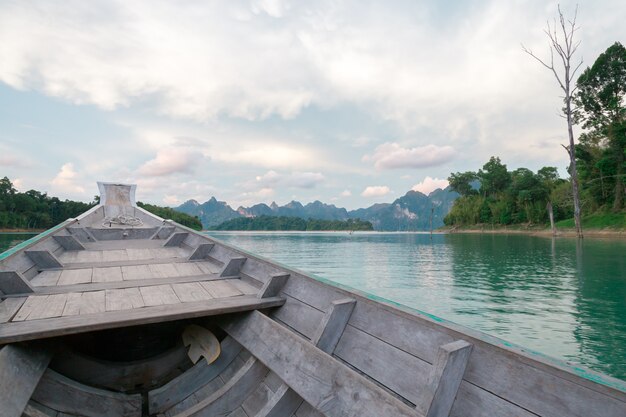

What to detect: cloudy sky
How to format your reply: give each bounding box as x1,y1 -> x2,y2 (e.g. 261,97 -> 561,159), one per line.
1,1 -> 624,209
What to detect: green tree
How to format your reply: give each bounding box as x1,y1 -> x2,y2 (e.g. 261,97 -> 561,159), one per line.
447,171 -> 477,197
575,42 -> 626,210
478,157 -> 511,197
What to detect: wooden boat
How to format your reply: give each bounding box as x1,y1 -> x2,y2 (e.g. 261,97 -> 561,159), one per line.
0,182 -> 625,417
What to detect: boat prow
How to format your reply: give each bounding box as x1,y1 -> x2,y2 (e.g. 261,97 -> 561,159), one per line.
0,182 -> 625,417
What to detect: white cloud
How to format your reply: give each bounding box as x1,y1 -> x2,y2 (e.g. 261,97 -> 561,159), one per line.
163,195 -> 180,206
137,147 -> 201,177
340,190 -> 352,197
412,177 -> 449,194
361,185 -> 390,197
254,170 -> 325,189
50,163 -> 85,195
364,143 -> 456,170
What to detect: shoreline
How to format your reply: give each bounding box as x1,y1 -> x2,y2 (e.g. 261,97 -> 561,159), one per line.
0,228 -> 45,233
440,226 -> 626,238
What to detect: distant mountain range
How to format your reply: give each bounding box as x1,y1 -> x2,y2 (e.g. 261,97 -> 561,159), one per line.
175,187 -> 459,231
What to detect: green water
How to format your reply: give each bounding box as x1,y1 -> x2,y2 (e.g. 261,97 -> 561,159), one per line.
2,232 -> 625,381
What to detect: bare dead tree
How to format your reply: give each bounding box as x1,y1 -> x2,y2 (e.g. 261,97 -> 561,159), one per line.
522,5 -> 584,238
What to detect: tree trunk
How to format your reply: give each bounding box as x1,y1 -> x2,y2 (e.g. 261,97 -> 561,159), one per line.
613,147 -> 624,211
566,99 -> 583,238
547,201 -> 556,236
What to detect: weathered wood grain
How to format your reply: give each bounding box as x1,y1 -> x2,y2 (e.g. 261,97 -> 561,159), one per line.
122,265 -> 153,280
420,340 -> 473,417
164,233 -> 189,247
201,280 -> 243,298
52,235 -> 85,251
149,337 -> 243,414
171,282 -> 212,303
140,285 -> 180,306
92,266 -> 123,283
0,344 -> 52,417
222,311 -> 421,417
176,357 -> 268,417
257,274 -> 289,299
12,295 -> 51,322
0,296 -> 284,344
311,298 -> 356,353
0,297 -> 26,323
57,269 -> 92,286
0,271 -> 34,294
31,369 -> 141,417
25,251 -> 63,269
105,288 -> 145,311
28,294 -> 67,320
220,258 -> 247,277
30,271 -> 61,287
189,244 -> 215,261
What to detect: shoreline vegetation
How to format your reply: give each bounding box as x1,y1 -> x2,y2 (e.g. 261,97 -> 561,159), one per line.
210,215 -> 373,231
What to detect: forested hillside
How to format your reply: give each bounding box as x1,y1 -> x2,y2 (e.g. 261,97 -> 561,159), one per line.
211,216 -> 373,231
0,177 -> 202,231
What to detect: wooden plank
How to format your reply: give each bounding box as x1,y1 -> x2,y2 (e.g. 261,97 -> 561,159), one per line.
242,383 -> 273,416
126,248 -> 153,261
62,257 -> 187,270
171,282 -> 213,303
30,271 -> 62,287
148,336 -> 243,414
12,295 -> 50,321
53,235 -> 85,251
189,244 -> 215,261
0,344 -> 53,417
196,261 -> 221,275
201,280 -> 242,298
31,370 -> 141,417
153,226 -> 175,240
334,324 -> 431,402
149,263 -> 180,278
177,357 -> 268,417
28,294 -> 67,320
25,251 -> 63,269
0,271 -> 34,294
230,279 -> 258,296
257,298 -> 357,417
255,383 -> 303,417
421,340 -> 473,417
173,263 -> 204,277
0,296 -> 284,345
122,265 -> 153,280
79,291 -> 106,314
0,297 -> 26,323
57,269 -> 92,286
71,250 -> 103,264
222,311 -> 420,417
312,298 -> 356,353
140,285 -> 180,306
6,274 -> 229,297
257,274 -> 289,299
22,401 -> 59,417
164,232 -> 189,247
92,266 -> 123,283
101,250 -> 129,262
220,258 -> 247,277
62,293 -> 83,317
106,288 -> 145,311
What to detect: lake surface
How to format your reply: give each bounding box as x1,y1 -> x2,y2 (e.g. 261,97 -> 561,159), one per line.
1,231 -> 625,381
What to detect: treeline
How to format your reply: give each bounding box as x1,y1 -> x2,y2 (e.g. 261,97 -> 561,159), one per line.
444,158 -> 571,226
136,202 -> 202,230
212,215 -> 373,231
0,177 -> 202,231
0,177 -> 95,229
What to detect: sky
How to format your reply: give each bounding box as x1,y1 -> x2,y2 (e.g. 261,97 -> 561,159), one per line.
1,0 -> 625,210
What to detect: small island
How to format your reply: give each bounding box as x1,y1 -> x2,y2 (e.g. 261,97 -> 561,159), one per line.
211,215 -> 373,231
